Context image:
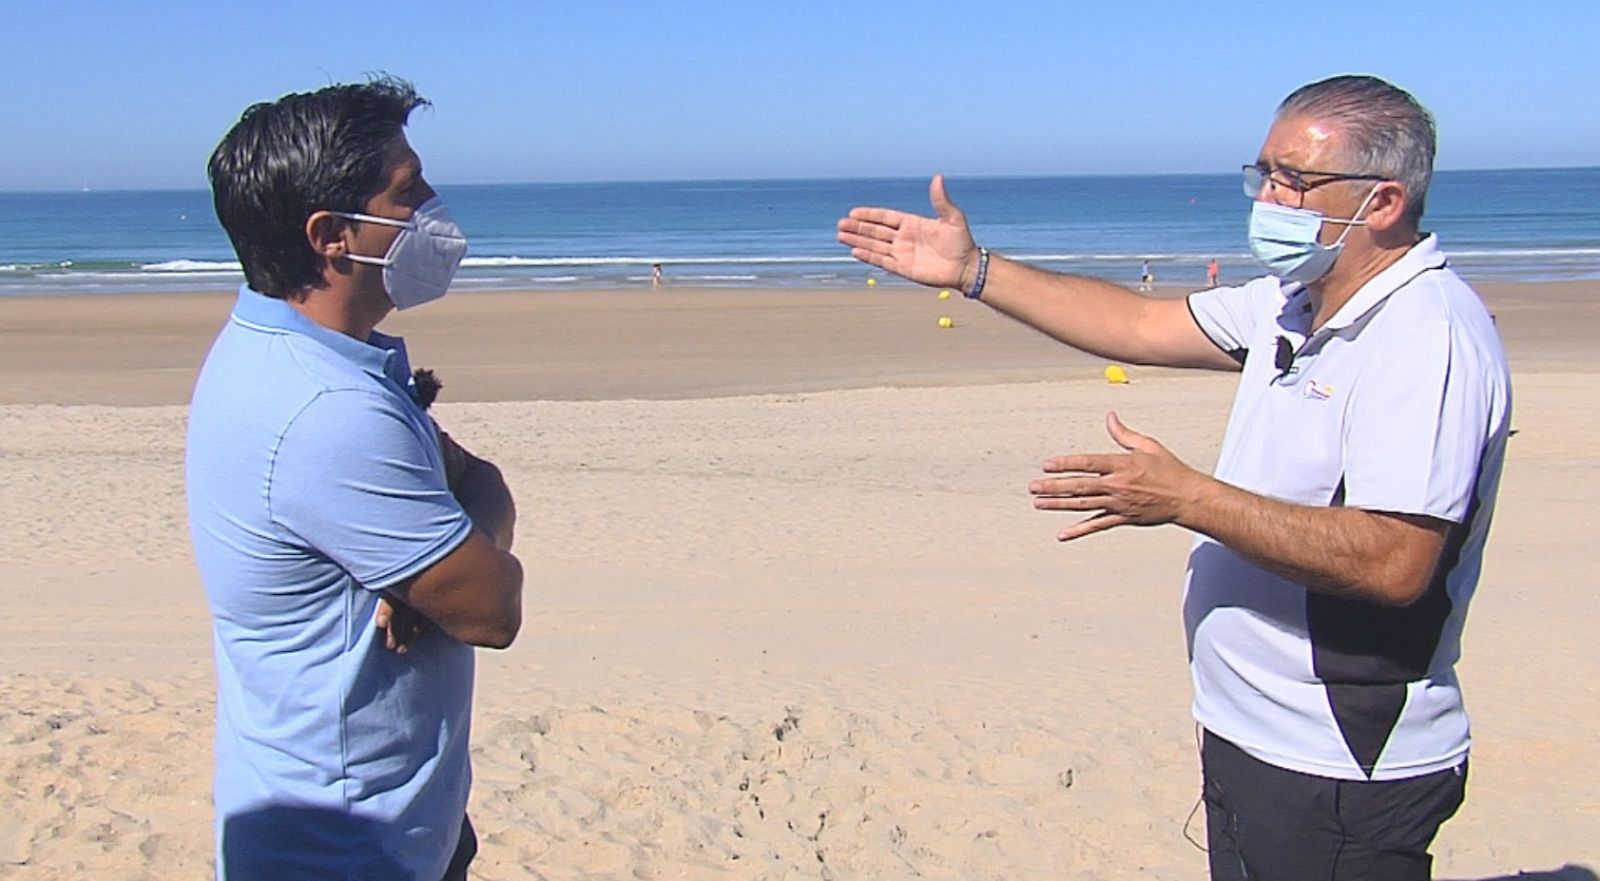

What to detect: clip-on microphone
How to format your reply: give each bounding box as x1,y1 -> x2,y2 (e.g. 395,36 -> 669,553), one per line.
1273,336 -> 1295,380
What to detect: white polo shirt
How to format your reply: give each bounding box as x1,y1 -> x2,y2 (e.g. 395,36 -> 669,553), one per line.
1183,235 -> 1511,781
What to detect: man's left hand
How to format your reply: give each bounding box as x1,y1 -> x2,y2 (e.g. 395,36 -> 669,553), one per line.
1030,412 -> 1204,541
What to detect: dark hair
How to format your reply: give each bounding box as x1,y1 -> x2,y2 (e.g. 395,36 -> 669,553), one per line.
1277,75 -> 1436,227
208,76 -> 429,297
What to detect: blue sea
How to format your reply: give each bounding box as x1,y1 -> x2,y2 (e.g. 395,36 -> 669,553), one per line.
2,168 -> 1597,296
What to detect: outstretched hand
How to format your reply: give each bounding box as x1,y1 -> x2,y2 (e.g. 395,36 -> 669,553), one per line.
836,174 -> 980,290
1029,412 -> 1204,541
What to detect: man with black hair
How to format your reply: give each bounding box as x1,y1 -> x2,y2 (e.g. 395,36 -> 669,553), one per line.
839,74 -> 1510,881
187,77 -> 522,881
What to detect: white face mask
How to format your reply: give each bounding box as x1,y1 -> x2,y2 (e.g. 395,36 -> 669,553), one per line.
336,196 -> 468,309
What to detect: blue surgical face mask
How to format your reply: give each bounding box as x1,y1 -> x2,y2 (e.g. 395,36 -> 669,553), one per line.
1247,185 -> 1380,284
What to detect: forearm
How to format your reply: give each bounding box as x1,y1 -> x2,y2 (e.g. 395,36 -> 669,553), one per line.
453,552 -> 522,648
457,458 -> 517,551
387,532 -> 523,649
979,256 -> 1158,358
979,255 -> 1231,369
1179,477 -> 1441,605
437,427 -> 517,551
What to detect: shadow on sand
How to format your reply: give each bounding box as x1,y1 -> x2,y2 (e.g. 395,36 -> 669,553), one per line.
1447,865 -> 1598,881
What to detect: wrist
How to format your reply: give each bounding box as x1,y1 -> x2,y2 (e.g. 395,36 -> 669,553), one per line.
1174,472 -> 1225,534
963,247 -> 991,300
956,246 -> 983,293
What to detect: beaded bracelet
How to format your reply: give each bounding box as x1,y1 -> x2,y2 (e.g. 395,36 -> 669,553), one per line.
964,247 -> 991,300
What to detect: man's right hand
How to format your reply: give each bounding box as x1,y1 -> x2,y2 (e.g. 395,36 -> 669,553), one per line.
836,174 -> 980,291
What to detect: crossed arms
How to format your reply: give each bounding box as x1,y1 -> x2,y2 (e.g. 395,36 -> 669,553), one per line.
382,430 -> 523,650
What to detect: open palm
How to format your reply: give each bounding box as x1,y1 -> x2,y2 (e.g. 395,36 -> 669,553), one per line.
836,174 -> 978,290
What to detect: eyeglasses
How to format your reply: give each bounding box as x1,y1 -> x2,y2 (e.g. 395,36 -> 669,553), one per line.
1242,164 -> 1388,206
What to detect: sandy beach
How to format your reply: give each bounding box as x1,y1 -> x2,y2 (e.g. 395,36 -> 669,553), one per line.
1,281 -> 1596,879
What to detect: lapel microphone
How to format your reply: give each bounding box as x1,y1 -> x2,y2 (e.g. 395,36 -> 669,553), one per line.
1273,336 -> 1295,379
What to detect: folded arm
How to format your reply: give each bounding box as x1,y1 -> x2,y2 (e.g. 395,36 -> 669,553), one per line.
439,428 -> 516,551
385,528 -> 523,649
382,429 -> 521,650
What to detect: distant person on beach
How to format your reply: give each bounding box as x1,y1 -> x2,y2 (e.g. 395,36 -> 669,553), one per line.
188,77 -> 522,881
1140,259 -> 1154,291
652,262 -> 664,290
839,74 -> 1509,881
1207,256 -> 1220,287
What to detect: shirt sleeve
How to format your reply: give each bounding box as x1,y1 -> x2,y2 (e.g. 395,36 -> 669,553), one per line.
267,389 -> 473,590
1187,281 -> 1268,360
1340,320 -> 1493,523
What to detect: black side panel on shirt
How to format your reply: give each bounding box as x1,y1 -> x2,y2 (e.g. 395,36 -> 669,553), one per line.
1309,480 -> 1480,776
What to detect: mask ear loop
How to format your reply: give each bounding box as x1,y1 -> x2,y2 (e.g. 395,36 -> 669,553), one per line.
333,210 -> 413,229
1326,183 -> 1384,249
331,211 -> 413,268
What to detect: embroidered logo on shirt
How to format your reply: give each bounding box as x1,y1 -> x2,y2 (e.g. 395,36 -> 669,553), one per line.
1302,379 -> 1334,401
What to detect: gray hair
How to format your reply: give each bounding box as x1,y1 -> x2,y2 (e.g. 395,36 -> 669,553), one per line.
1277,75 -> 1436,227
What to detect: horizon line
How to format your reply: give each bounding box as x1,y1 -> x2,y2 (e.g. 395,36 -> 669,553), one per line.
4,164 -> 1597,196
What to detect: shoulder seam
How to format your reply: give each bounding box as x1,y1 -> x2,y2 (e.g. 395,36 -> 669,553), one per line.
264,390 -> 332,531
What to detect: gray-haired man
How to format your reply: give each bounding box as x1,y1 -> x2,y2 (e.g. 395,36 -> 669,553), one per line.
838,75 -> 1509,880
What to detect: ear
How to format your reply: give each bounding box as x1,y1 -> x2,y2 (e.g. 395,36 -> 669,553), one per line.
304,210 -> 349,260
1362,180 -> 1410,234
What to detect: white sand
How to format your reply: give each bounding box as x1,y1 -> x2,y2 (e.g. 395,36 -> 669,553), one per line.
0,285 -> 1595,879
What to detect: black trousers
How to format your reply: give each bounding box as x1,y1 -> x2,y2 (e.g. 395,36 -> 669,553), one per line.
439,815 -> 478,881
1201,731 -> 1466,881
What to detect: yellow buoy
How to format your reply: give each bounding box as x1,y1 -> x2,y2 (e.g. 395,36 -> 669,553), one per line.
866,277 -> 877,287
938,316 -> 954,329
1104,364 -> 1129,384
938,289 -> 952,300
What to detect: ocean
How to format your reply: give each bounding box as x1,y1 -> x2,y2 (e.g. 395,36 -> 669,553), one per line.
2,168 -> 1597,296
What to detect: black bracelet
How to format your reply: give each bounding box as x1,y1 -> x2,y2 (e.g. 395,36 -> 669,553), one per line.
964,247 -> 991,300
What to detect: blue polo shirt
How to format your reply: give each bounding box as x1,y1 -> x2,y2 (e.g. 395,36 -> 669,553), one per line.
186,286 -> 475,880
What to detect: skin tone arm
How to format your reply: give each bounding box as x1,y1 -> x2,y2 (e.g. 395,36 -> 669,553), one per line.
1030,412 -> 1449,606
838,175 -> 1447,606
437,430 -> 516,551
835,174 -> 1240,370
378,434 -> 521,651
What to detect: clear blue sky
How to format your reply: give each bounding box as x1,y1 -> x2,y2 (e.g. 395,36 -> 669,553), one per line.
3,1 -> 1595,191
